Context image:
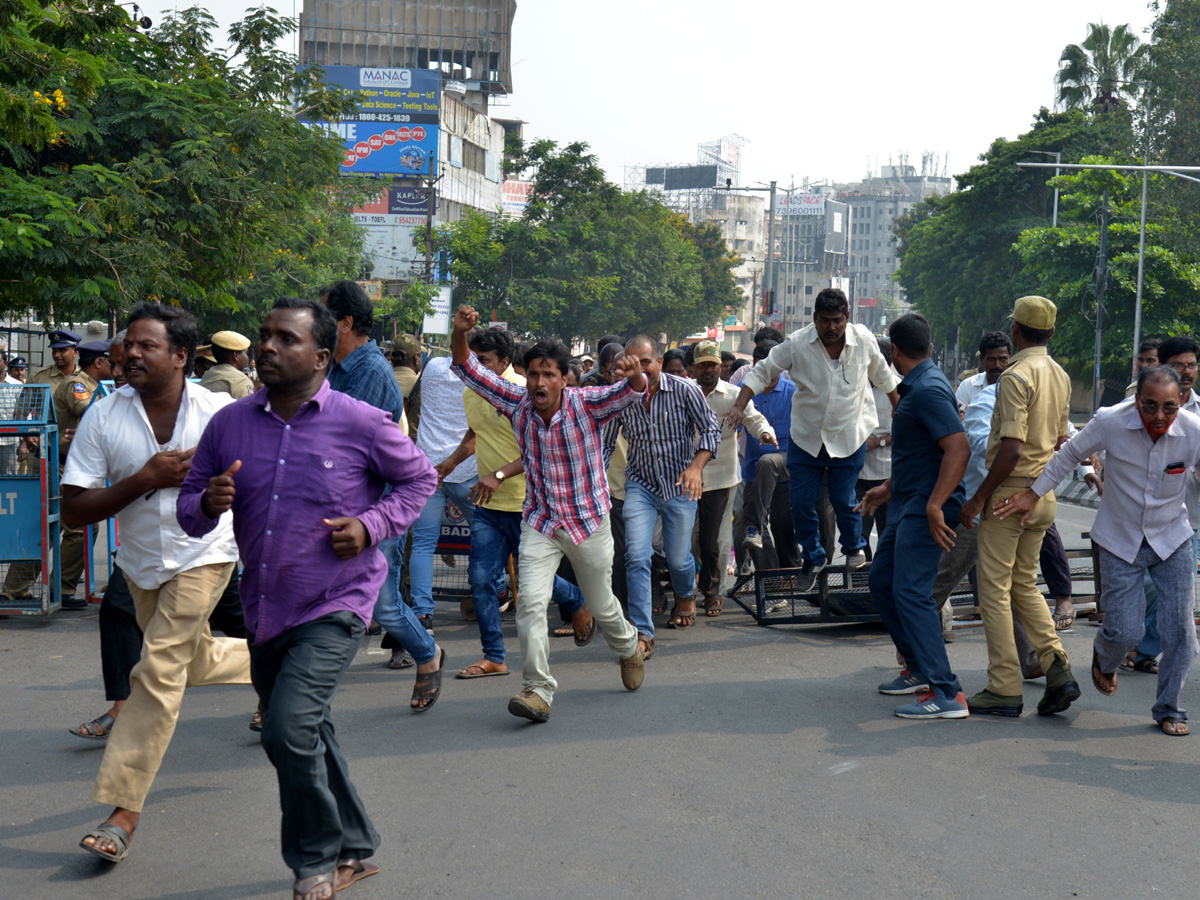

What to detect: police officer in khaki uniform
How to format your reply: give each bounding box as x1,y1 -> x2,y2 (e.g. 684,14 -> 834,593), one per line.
193,345 -> 216,378
960,296 -> 1081,717
3,329 -> 86,603
198,331 -> 254,399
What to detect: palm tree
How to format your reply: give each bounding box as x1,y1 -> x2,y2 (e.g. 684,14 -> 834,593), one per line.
1056,22 -> 1147,112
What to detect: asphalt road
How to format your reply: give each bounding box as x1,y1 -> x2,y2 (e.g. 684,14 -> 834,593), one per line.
3,499 -> 1197,900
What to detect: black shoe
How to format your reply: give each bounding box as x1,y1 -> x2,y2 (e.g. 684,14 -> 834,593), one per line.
366,620 -> 383,636
61,597 -> 89,610
967,689 -> 1024,717
418,614 -> 433,633
794,560 -> 826,593
1037,652 -> 1081,716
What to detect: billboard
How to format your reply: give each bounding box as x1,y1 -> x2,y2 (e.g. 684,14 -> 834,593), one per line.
299,66 -> 440,177
422,285 -> 453,334
352,185 -> 431,226
778,193 -> 825,216
824,200 -> 848,253
502,179 -> 533,218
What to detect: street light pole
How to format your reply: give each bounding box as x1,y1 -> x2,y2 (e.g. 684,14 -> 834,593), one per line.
766,181 -> 778,322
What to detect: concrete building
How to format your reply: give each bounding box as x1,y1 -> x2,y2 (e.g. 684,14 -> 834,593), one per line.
700,191 -> 766,345
841,164 -> 952,324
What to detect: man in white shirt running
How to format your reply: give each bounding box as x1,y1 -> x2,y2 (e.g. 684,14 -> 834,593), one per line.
727,288 -> 899,591
998,365 -> 1200,736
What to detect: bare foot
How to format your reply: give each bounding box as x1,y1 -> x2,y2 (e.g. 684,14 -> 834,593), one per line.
82,807 -> 139,856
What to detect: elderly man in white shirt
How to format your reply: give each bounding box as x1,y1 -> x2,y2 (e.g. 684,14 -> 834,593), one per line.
728,288 -> 899,591
998,366 -> 1200,736
62,304 -> 248,862
693,340 -> 774,615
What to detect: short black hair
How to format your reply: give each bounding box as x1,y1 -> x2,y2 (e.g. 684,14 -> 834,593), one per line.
271,296 -> 338,358
978,331 -> 1013,356
320,280 -> 373,336
568,362 -> 583,384
626,334 -> 658,356
1137,365 -> 1181,395
753,340 -> 779,362
597,334 -> 624,352
888,313 -> 932,360
598,342 -> 623,369
1138,337 -> 1163,356
469,326 -> 516,365
512,341 -> 531,369
876,336 -> 893,367
721,350 -> 736,364
212,344 -> 238,366
682,343 -> 696,367
127,303 -> 198,375
754,326 -> 785,345
1157,335 -> 1200,364
1016,322 -> 1053,345
662,348 -> 688,369
523,337 -> 571,375
813,287 -> 849,317
729,360 -> 749,379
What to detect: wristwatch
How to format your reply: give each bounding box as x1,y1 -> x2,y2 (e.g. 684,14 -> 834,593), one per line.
494,469 -> 506,482
879,437 -> 889,447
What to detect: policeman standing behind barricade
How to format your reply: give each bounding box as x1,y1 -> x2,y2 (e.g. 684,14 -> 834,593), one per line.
199,331 -> 255,399
8,355 -> 28,382
1,329 -> 88,605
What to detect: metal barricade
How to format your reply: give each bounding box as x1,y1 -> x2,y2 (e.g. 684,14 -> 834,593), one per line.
0,384 -> 61,614
80,380 -> 119,601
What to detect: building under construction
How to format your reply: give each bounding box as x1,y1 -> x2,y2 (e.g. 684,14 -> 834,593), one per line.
299,0 -> 517,96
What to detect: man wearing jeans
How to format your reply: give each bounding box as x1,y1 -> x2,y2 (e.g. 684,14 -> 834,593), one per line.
322,279 -> 442,708
412,354 -> 478,629
179,298 -> 437,899
999,365 -> 1200,735
729,288 -> 899,591
451,306 -> 647,723
609,335 -> 721,648
436,326 -> 589,679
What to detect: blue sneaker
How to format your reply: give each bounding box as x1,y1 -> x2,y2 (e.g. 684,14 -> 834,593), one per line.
744,527 -> 764,549
878,669 -> 929,695
895,690 -> 969,719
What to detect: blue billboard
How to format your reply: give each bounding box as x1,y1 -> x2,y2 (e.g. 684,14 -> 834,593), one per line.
300,66 -> 440,177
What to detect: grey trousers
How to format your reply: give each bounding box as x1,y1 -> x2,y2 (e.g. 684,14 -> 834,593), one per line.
932,522 -> 1041,679
1095,538 -> 1199,722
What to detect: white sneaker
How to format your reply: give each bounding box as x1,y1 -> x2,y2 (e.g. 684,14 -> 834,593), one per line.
845,550 -> 867,570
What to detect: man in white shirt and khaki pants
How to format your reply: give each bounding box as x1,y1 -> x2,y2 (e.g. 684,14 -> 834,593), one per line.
728,288 -> 899,591
999,365 -> 1200,736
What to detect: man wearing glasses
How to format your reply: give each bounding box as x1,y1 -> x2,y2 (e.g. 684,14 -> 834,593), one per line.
998,364 -> 1200,736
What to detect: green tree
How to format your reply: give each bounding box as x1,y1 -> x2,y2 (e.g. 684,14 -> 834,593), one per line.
895,108 -> 1133,345
0,1 -> 370,332
1056,22 -> 1147,112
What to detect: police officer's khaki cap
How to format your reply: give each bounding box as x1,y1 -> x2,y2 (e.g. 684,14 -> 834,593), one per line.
211,331 -> 251,352
1010,296 -> 1057,330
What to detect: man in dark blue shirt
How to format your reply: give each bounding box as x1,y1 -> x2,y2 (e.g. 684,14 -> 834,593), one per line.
860,313 -> 971,719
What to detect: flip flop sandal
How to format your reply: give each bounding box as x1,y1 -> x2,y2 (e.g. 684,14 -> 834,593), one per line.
335,858 -> 380,891
1133,658 -> 1160,674
411,647 -> 446,713
551,624 -> 574,638
573,612 -> 596,647
667,604 -> 696,629
638,635 -> 655,660
1092,649 -> 1118,696
80,822 -> 132,862
1159,718 -> 1190,736
1053,611 -> 1075,631
387,649 -> 415,669
1119,651 -> 1137,672
456,661 -> 509,679
294,871 -> 336,900
70,712 -> 115,741
703,596 -> 723,617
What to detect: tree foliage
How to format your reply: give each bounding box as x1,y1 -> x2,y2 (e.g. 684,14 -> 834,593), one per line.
1056,22 -> 1147,112
0,0 -> 370,334
430,140 -> 736,344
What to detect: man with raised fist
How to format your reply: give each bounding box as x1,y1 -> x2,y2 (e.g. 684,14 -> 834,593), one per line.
450,305 -> 648,723
63,304 -> 249,865
178,297 -> 436,900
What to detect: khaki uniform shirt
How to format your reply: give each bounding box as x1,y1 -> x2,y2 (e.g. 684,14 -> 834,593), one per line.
29,364 -> 81,457
393,366 -> 418,398
52,371 -> 99,458
985,346 -> 1070,480
199,363 -> 255,399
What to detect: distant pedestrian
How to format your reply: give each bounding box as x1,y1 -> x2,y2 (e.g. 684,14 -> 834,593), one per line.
199,330 -> 255,399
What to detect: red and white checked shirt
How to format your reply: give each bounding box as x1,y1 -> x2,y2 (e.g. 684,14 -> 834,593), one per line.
453,352 -> 643,544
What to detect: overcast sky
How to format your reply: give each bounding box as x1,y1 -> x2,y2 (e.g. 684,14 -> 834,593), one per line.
144,0 -> 1157,188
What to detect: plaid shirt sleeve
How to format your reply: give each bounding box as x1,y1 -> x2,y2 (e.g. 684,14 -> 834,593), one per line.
451,352 -> 523,417
579,379 -> 643,425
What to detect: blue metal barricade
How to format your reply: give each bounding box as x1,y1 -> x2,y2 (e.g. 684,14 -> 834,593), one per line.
0,384 -> 62,614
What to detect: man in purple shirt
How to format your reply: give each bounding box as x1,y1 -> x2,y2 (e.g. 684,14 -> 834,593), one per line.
178,298 -> 437,900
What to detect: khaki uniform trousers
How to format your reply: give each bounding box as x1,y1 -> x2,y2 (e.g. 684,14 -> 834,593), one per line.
976,484 -> 1067,696
93,561 -> 250,812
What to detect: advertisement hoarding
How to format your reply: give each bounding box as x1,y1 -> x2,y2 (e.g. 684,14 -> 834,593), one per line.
422,285 -> 453,334
352,185 -> 431,226
298,66 -> 440,177
824,200 -> 849,253
778,193 -> 826,216
501,179 -> 533,218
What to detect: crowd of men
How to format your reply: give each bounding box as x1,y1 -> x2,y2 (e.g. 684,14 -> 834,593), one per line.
7,282 -> 1198,900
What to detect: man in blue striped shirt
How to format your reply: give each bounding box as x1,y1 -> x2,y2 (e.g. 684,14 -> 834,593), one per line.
608,335 -> 721,655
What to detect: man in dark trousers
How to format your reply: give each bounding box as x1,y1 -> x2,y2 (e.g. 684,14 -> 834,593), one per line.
859,313 -> 971,719
178,298 -> 437,900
